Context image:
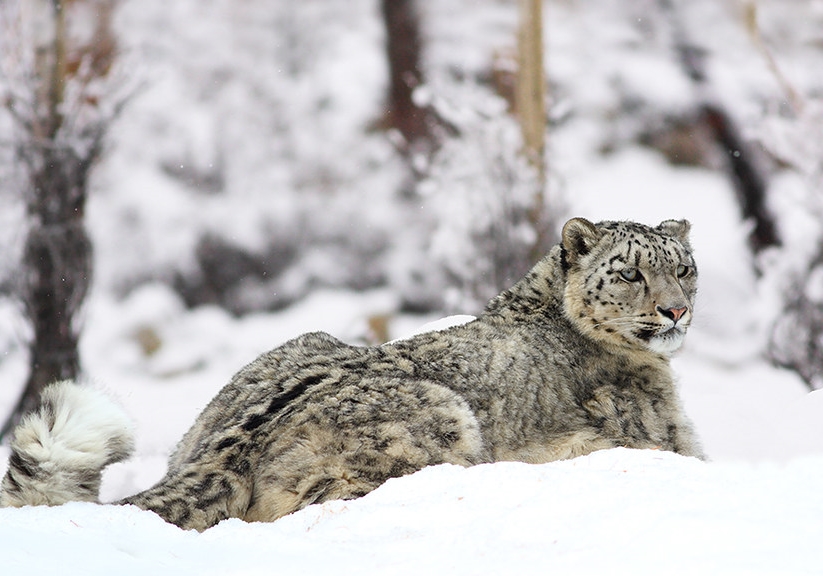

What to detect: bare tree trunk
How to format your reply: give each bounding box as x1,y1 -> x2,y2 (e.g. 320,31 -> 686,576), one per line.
1,0 -> 114,438
380,0 -> 432,153
15,146 -> 95,427
516,0 -> 551,260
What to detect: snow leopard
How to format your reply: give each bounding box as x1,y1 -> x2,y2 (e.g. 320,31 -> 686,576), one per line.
1,217 -> 704,531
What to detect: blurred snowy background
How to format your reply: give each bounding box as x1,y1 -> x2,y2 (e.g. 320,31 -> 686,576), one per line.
1,1 -> 822,573
1,0 -> 822,486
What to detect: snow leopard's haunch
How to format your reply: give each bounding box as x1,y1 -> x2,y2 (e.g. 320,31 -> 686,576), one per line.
1,218 -> 704,531
0,382 -> 134,508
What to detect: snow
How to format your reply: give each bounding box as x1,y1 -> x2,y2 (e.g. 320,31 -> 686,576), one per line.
2,450 -> 822,576
2,0 -> 823,574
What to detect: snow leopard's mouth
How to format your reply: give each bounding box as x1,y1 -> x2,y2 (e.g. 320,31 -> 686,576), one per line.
644,325 -> 687,354
658,324 -> 686,337
636,323 -> 686,340
635,328 -> 657,341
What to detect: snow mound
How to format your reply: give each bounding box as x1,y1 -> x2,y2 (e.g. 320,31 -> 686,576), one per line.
2,448 -> 821,576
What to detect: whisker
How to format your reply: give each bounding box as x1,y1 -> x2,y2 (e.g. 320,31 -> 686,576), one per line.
592,316 -> 645,329
591,315 -> 679,332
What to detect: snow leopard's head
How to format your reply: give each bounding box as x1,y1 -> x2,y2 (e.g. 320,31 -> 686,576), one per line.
561,217 -> 697,355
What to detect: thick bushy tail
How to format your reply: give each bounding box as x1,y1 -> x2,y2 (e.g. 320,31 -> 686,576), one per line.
1,381 -> 135,507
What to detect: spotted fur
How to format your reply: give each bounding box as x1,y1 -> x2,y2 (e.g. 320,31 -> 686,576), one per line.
1,218 -> 703,531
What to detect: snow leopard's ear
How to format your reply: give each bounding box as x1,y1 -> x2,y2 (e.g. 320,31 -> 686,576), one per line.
562,218 -> 603,264
657,219 -> 691,245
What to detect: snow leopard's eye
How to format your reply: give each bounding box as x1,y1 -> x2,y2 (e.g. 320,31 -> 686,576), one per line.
676,264 -> 691,278
620,268 -> 642,282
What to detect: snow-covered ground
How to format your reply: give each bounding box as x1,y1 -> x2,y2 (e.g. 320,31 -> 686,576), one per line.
2,0 -> 823,574
3,449 -> 822,576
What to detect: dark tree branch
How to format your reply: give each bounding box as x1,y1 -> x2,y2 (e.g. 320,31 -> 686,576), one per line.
659,0 -> 780,256
701,105 -> 780,254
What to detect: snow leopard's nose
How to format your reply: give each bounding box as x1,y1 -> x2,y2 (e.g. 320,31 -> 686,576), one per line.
657,305 -> 688,322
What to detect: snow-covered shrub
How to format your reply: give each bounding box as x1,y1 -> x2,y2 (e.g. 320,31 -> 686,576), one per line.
416,83 -> 544,313
84,0 -> 402,312
769,254 -> 823,390
759,102 -> 823,390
